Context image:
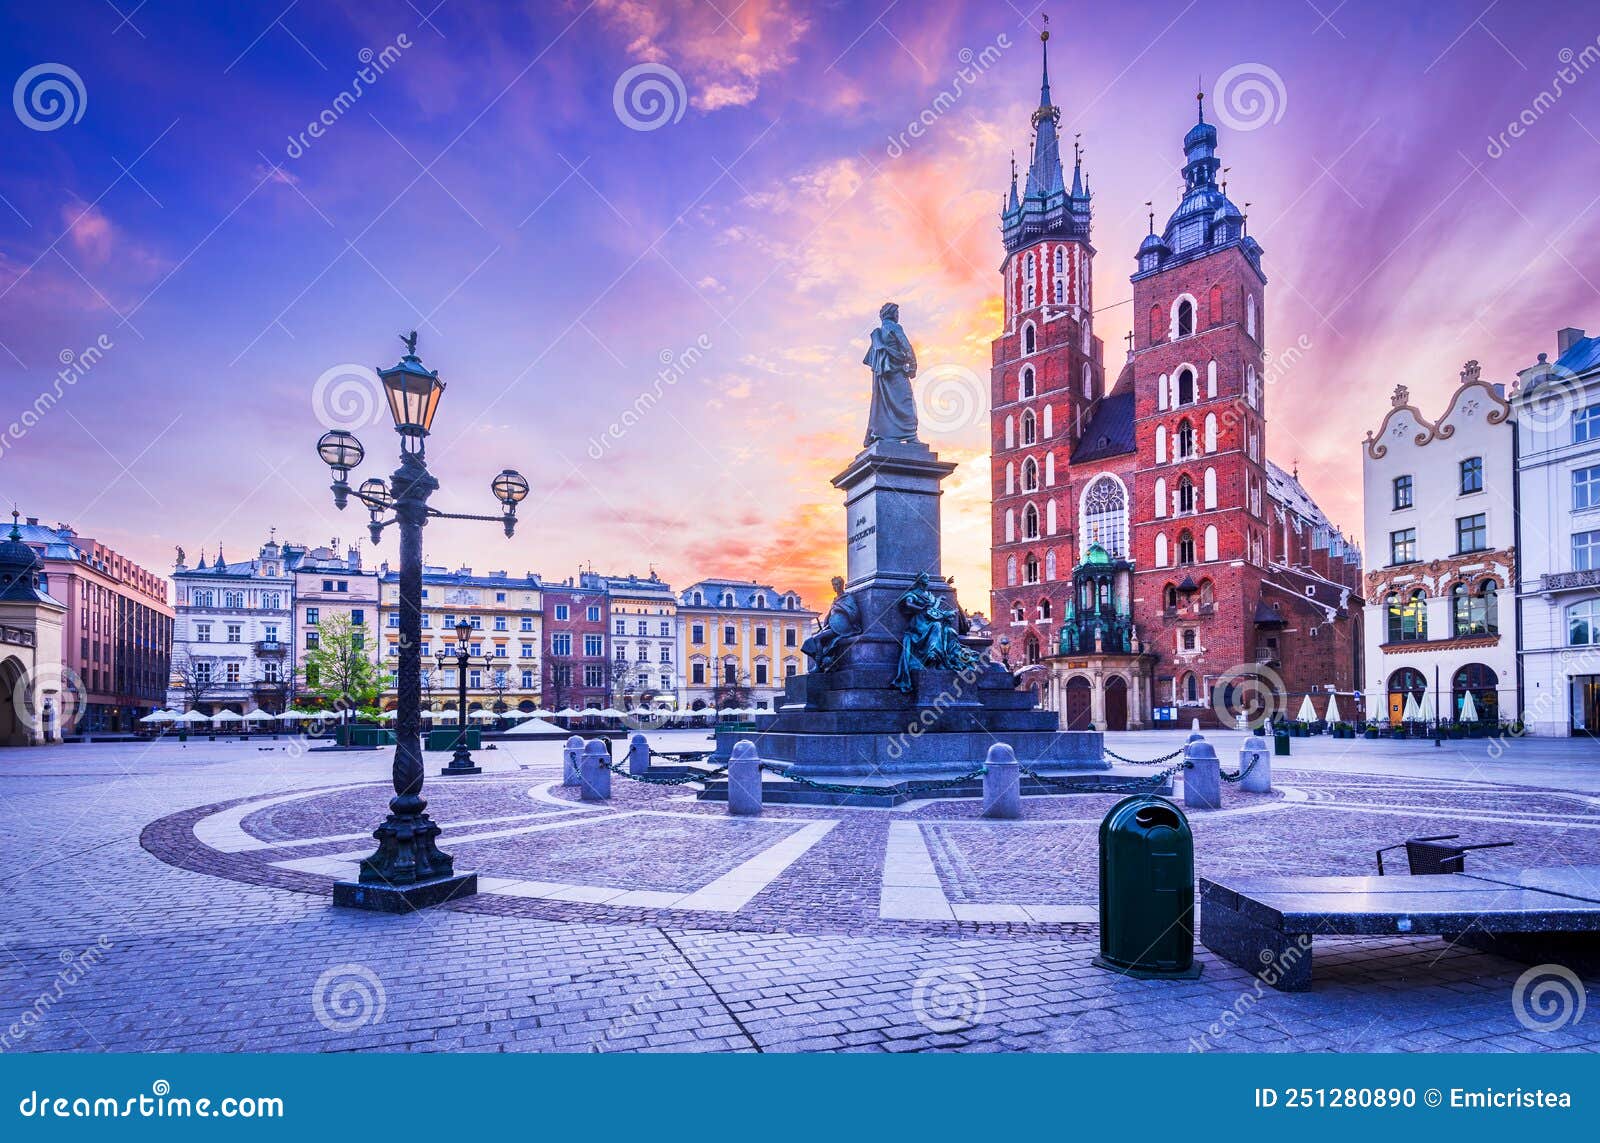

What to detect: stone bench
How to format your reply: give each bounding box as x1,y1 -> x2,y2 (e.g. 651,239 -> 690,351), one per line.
1199,865 -> 1600,991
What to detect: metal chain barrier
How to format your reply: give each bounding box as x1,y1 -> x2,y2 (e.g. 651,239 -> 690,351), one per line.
756,761 -> 987,799
605,758 -> 729,786
1021,758 -> 1189,792
1103,746 -> 1186,766
1220,753 -> 1262,784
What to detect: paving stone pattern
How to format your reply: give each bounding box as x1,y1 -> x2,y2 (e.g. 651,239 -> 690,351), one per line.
1,735 -> 1598,1053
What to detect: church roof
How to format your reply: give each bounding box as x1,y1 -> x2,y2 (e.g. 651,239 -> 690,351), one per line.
1000,30 -> 1091,254
1264,459 -> 1328,529
1070,390 -> 1136,463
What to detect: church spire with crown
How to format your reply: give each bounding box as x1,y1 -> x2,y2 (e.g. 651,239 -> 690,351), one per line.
1001,16 -> 1090,254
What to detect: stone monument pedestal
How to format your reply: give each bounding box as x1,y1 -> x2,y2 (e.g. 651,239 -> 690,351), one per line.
703,440 -> 1110,804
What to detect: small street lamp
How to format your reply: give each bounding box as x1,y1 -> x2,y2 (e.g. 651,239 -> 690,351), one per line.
316,331 -> 528,913
437,619 -> 483,776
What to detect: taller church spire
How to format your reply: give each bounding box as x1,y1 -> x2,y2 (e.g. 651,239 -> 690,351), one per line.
1001,22 -> 1090,254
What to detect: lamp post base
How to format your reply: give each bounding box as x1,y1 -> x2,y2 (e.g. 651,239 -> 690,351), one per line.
334,872 -> 478,913
439,762 -> 481,776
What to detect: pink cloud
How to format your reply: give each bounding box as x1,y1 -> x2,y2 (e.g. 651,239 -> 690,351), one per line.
597,0 -> 810,112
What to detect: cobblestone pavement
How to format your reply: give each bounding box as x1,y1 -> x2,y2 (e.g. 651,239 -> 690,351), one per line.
1,731 -> 1597,1053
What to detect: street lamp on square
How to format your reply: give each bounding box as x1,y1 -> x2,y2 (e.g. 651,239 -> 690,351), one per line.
315,330 -> 529,913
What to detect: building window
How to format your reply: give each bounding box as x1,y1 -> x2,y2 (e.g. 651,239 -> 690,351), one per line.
1022,503 -> 1040,539
586,605 -> 601,622
1460,456 -> 1484,494
723,624 -> 736,644
554,604 -> 569,621
520,643 -> 534,658
1023,554 -> 1040,584
1455,513 -> 1487,554
1452,581 -> 1498,638
1023,323 -> 1036,354
1020,367 -> 1036,399
614,619 -> 626,635
1176,368 -> 1195,406
1177,532 -> 1196,565
262,661 -> 280,683
691,623 -> 705,644
305,607 -> 319,625
1390,528 -> 1417,565
521,616 -> 534,631
1570,599 -> 1600,646
1177,476 -> 1195,515
1575,405 -> 1600,444
521,669 -> 534,688
1385,590 -> 1428,643
1576,465 -> 1600,511
1021,458 -> 1039,491
1021,410 -> 1037,445
755,628 -> 768,647
305,630 -> 320,650
225,662 -> 240,683
1175,420 -> 1194,458
551,633 -> 572,655
1393,475 -> 1413,510
583,634 -> 603,656
1574,529 -> 1600,572
195,622 -> 211,642
1176,299 -> 1194,338
754,663 -> 769,685
494,616 -> 507,631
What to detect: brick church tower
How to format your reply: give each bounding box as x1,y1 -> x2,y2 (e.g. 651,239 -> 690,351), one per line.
1126,93 -> 1272,708
990,41 -> 1363,728
989,28 -> 1106,666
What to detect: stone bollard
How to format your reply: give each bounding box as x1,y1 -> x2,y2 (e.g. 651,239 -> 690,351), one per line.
727,740 -> 762,817
1183,737 -> 1222,810
580,738 -> 612,803
1239,737 -> 1272,794
982,742 -> 1022,820
628,733 -> 650,776
561,735 -> 583,787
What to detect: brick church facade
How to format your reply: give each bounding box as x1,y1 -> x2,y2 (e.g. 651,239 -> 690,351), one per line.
990,31 -> 1363,730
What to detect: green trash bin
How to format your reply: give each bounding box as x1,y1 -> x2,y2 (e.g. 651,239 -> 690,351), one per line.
1094,794 -> 1201,979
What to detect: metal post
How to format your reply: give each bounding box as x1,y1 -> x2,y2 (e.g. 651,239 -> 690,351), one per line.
335,451 -> 476,910
441,641 -> 480,775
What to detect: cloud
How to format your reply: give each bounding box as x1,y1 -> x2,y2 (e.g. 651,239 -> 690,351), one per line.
597,0 -> 810,112
62,198 -> 116,266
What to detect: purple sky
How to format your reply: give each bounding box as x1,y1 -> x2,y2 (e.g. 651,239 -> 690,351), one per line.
2,0 -> 1597,610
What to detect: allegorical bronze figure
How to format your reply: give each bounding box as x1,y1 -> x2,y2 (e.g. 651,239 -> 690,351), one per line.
802,575 -> 864,672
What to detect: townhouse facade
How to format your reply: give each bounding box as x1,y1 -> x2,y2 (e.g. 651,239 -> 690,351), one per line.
677,579 -> 814,711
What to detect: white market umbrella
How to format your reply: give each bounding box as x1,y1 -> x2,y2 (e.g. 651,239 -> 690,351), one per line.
379,709 -> 399,721
555,707 -> 582,717
177,710 -> 211,723
1295,695 -> 1317,723
1420,690 -> 1437,722
1401,692 -> 1423,722
139,711 -> 175,724
596,707 -> 626,718
1459,690 -> 1480,723
242,709 -> 275,722
1324,694 -> 1342,724
211,710 -> 243,724
470,709 -> 499,722
530,708 -> 555,717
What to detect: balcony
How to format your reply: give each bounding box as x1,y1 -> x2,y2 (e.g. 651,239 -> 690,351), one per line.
1541,568 -> 1600,593
255,640 -> 287,655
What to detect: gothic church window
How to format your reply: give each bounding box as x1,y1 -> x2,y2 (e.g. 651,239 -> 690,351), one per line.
1081,475 -> 1128,557
1021,367 -> 1036,398
1176,299 -> 1195,338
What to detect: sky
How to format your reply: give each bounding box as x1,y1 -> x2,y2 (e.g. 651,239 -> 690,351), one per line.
2,0 -> 1599,613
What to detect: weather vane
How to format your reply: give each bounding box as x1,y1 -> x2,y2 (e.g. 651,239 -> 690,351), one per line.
400,329 -> 419,356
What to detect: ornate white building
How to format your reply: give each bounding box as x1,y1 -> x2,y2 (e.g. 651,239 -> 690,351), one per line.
168,538 -> 295,713
1360,363 -> 1518,724
1513,326 -> 1600,736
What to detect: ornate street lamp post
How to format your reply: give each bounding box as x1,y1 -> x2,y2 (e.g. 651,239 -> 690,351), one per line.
436,620 -> 483,776
317,332 -> 528,912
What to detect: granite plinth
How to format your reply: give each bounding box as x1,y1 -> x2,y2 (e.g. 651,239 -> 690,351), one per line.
698,765 -> 1169,808
1199,866 -> 1600,991
333,872 -> 478,913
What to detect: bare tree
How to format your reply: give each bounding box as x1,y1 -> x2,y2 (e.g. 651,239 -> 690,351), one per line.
170,650 -> 222,712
